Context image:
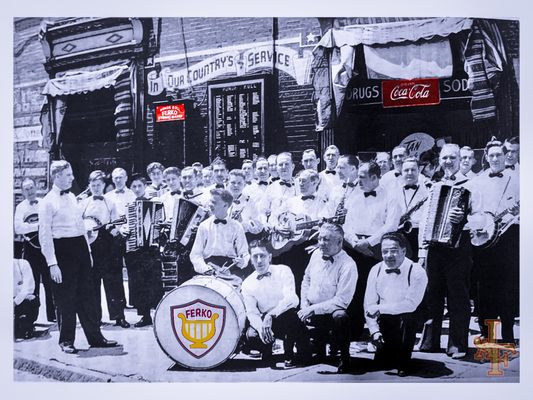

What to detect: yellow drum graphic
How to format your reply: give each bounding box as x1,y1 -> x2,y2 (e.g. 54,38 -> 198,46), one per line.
154,276 -> 246,370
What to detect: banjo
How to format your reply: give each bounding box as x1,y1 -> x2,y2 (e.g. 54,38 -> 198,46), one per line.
468,201 -> 519,248
84,215 -> 127,244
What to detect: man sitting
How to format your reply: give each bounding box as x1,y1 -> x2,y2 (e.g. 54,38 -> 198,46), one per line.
13,258 -> 39,340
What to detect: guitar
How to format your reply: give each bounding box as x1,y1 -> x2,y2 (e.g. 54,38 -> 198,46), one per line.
468,201 -> 519,248
84,215 -> 127,244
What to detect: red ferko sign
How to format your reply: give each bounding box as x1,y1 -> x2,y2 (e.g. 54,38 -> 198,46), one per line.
382,78 -> 441,108
156,104 -> 186,122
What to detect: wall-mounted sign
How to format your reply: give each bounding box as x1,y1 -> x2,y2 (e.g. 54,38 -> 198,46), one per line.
14,126 -> 43,146
382,78 -> 441,108
156,104 -> 186,122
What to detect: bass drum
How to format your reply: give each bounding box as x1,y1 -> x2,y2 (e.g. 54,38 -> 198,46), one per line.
154,276 -> 246,370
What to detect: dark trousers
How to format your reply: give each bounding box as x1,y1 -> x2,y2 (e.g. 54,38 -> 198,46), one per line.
90,232 -> 126,321
272,242 -> 312,298
245,308 -> 311,360
374,313 -> 418,371
474,225 -> 519,343
420,234 -> 472,354
307,310 -> 352,361
14,297 -> 39,338
52,236 -> 104,346
404,228 -> 419,260
124,247 -> 164,316
345,246 -> 380,339
23,240 -> 55,321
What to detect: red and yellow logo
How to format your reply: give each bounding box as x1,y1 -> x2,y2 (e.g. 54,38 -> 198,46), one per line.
474,319 -> 518,376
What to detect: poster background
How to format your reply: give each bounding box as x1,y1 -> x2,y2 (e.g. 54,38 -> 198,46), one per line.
1,0 -> 531,398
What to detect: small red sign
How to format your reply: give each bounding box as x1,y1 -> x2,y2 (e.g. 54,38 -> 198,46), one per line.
382,78 -> 441,108
156,104 -> 186,122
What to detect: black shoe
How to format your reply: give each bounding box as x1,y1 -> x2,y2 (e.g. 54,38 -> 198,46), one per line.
284,359 -> 297,369
23,330 -> 34,340
115,318 -> 131,328
59,342 -> 78,354
337,358 -> 351,374
398,369 -> 409,377
134,316 -> 153,328
90,338 -> 118,348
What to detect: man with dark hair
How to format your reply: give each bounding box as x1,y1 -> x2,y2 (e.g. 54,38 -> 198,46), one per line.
331,154 -> 359,220
365,232 -> 427,376
375,152 -> 392,177
320,145 -> 342,188
267,154 -> 279,183
145,162 -> 168,199
380,146 -> 409,191
504,136 -> 520,173
209,158 -> 229,189
242,240 -> 311,368
460,146 -> 478,178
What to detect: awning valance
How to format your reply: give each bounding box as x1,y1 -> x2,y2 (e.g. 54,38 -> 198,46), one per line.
42,64 -> 129,97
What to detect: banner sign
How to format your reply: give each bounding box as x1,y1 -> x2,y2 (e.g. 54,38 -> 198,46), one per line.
382,78 -> 441,108
156,104 -> 186,122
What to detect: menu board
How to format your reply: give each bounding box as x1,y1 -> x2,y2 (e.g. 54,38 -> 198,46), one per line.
208,77 -> 266,164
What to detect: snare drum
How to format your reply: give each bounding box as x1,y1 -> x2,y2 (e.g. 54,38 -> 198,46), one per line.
154,276 -> 246,370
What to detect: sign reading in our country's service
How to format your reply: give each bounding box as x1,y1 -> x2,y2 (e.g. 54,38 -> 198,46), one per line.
382,78 -> 441,108
156,104 -> 185,122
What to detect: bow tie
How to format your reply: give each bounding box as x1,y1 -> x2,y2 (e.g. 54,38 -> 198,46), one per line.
385,268 -> 401,275
343,182 -> 356,188
301,195 -> 315,201
171,190 -> 181,196
233,199 -> 241,205
505,165 -> 515,170
115,189 -> 125,194
489,172 -> 503,178
322,255 -> 334,262
136,196 -> 146,201
270,177 -> 280,182
183,190 -> 194,197
444,175 -> 456,181
214,218 -> 227,225
246,181 -> 252,185
364,190 -> 377,198
395,172 -> 401,177
257,271 -> 272,280
93,195 -> 104,201
153,184 -> 163,190
60,189 -> 70,196
258,181 -> 268,186
404,184 -> 418,190
325,170 -> 336,175
29,200 -> 38,205
215,183 -> 225,189
279,181 -> 292,187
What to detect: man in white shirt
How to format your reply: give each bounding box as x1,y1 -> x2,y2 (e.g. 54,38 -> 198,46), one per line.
375,152 -> 392,177
14,178 -> 55,322
302,149 -> 331,203
39,160 -> 118,353
380,146 -> 409,192
299,223 -> 358,373
13,258 -> 39,340
504,136 -> 520,173
209,158 -> 229,190
459,146 -> 478,178
201,166 -> 214,188
104,167 -> 136,216
243,157 -> 270,208
365,232 -> 427,377
242,240 -> 311,368
157,167 -> 182,222
331,154 -> 359,218
319,145 -> 342,189
145,162 -> 169,199
267,154 -> 279,183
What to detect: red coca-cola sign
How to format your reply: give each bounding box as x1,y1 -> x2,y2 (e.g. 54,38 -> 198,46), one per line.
382,78 -> 440,108
156,103 -> 186,122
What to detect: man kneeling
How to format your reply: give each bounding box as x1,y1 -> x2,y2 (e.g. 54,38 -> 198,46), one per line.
241,240 -> 311,368
364,232 -> 428,377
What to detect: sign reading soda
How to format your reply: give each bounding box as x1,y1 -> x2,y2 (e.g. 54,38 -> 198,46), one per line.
382,78 -> 440,108
156,103 -> 186,122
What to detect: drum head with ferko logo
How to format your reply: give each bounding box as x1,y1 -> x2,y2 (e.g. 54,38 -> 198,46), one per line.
154,278 -> 244,370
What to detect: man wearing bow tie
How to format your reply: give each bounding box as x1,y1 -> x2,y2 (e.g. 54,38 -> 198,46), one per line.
380,145 -> 409,192
226,169 -> 263,236
39,161 -> 119,353
241,240 -> 311,368
157,167 -> 182,221
299,223 -> 357,373
190,189 -> 250,285
459,146 -> 478,178
319,145 -> 342,188
267,154 -> 279,183
145,162 -> 169,199
364,232 -> 427,377
331,154 -> 359,219
105,168 -> 136,217
14,178 -> 55,323
79,170 -> 129,328
504,136 -> 520,174
343,161 -> 401,339
243,157 -> 270,208
206,158 -> 229,190
375,152 -> 392,177
469,140 -> 519,344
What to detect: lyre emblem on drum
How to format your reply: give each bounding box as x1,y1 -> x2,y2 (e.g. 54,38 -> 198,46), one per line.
171,299 -> 226,359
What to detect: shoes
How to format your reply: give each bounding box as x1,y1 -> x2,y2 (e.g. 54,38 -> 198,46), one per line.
115,318 -> 131,328
328,345 -> 339,357
450,351 -> 466,359
397,369 -> 409,377
90,338 -> 118,348
337,358 -> 351,374
23,330 -> 34,340
134,316 -> 153,328
284,359 -> 297,369
59,342 -> 78,354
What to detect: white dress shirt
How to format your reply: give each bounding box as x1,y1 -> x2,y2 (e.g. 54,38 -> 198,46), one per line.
381,170 -> 427,192
319,169 -> 342,189
260,179 -> 299,223
14,198 -> 40,235
145,183 -> 169,199
301,249 -> 358,315
13,259 -> 35,306
241,264 -> 299,333
78,195 -> 119,226
105,187 -> 136,217
157,190 -> 181,222
271,193 -> 335,228
39,185 -> 88,266
364,258 -> 428,335
227,194 -> 264,234
393,181 -> 430,229
190,215 -> 250,274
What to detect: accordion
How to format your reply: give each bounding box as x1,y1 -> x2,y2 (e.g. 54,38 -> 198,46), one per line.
170,198 -> 207,247
422,184 -> 471,248
126,200 -> 165,252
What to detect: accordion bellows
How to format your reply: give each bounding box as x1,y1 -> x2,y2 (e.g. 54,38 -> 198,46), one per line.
126,200 -> 164,252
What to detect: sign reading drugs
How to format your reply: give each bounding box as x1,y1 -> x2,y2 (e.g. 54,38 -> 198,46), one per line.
382,78 -> 441,108
156,104 -> 186,122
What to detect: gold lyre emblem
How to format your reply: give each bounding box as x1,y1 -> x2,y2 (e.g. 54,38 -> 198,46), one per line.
171,299 -> 226,359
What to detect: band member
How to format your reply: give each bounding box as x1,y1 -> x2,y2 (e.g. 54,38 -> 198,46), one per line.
267,154 -> 279,182
226,169 -> 264,236
104,167 -> 136,216
299,223 -> 357,373
241,159 -> 255,184
158,167 -> 182,221
301,149 -> 330,203
121,174 -> 164,327
190,189 -> 250,286
375,152 -> 392,177
13,258 -> 39,340
181,166 -> 208,206
418,143 -> 474,359
343,161 -> 401,339
504,136 -> 520,173
243,157 -> 270,205
469,139 -> 519,344
331,154 -> 359,214
14,178 -> 55,322
79,171 -> 129,328
460,146 -> 478,178
191,161 -> 203,175
242,240 -> 311,368
319,145 -> 342,188
39,160 -> 118,353
201,166 -> 214,188
145,162 -> 168,199
210,158 -> 229,189
380,145 -> 409,191
365,232 -> 428,377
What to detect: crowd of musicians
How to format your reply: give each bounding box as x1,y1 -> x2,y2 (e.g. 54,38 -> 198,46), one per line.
13,135 -> 520,376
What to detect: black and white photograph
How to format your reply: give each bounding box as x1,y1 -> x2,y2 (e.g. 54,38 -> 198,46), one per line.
4,0 -> 532,397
